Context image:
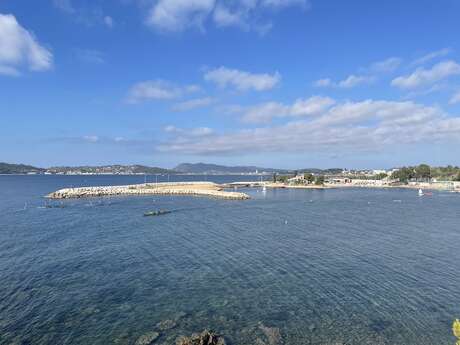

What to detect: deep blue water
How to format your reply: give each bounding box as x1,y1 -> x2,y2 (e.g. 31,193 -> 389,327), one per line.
0,175 -> 459,345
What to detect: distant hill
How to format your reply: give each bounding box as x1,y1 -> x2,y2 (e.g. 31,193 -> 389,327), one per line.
0,161 -> 343,176
0,162 -> 45,174
0,162 -> 172,175
299,168 -> 343,175
174,163 -> 291,174
46,165 -> 172,175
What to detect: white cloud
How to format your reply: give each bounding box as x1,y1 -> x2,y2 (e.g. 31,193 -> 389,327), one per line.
412,48 -> 452,66
338,74 -> 374,88
126,80 -> 200,104
314,75 -> 373,88
242,96 -> 335,123
291,96 -> 336,116
172,97 -> 216,111
157,98 -> 460,155
314,57 -> 399,88
83,135 -> 99,143
145,0 -> 308,33
213,4 -> 246,28
243,102 -> 289,123
391,60 -> 460,90
104,16 -> 114,28
370,57 -> 402,72
450,90 -> 460,105
164,125 -> 214,137
0,14 -> 53,76
146,0 -> 215,32
204,66 -> 280,91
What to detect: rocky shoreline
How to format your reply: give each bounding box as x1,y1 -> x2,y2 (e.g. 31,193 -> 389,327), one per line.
46,182 -> 250,200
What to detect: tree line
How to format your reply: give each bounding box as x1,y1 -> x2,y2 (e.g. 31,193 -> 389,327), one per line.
391,164 -> 460,183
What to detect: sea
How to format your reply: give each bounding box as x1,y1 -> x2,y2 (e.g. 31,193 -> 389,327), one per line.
0,175 -> 459,345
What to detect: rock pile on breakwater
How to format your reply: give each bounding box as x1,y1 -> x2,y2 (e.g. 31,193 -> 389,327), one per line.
46,182 -> 250,200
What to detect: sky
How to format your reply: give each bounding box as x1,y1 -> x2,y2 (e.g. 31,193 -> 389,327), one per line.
1,0 -> 460,169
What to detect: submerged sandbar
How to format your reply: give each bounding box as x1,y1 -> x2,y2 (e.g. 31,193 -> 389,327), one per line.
46,182 -> 250,200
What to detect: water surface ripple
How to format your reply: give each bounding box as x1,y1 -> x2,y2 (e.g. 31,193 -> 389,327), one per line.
0,175 -> 459,345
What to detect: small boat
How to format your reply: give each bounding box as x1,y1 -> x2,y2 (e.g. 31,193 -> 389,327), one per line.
262,185 -> 267,192
418,189 -> 433,197
143,210 -> 171,217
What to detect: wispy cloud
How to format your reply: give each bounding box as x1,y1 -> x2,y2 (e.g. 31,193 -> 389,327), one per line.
125,80 -> 201,104
411,48 -> 452,66
370,57 -> 402,73
172,97 -> 216,111
75,48 -> 105,64
450,90 -> 460,105
0,14 -> 53,76
145,0 -> 309,33
104,16 -> 114,28
156,99 -> 460,155
53,0 -> 75,14
241,96 -> 335,123
314,74 -> 374,88
391,60 -> 460,90
52,1 -> 114,28
314,56 -> 400,89
164,125 -> 214,137
204,66 -> 281,91
82,135 -> 99,143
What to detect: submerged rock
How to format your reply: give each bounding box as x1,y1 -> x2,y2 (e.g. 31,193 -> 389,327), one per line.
156,319 -> 177,331
176,330 -> 226,345
257,324 -> 283,345
135,331 -> 160,345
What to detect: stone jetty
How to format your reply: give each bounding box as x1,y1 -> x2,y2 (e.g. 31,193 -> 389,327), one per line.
46,182 -> 250,200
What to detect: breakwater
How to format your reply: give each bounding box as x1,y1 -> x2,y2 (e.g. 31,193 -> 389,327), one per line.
46,182 -> 250,200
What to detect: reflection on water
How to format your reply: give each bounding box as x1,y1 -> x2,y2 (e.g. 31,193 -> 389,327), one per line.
0,175 -> 459,345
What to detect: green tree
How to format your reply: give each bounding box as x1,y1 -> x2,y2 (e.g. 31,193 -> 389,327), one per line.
304,173 -> 315,184
375,173 -> 388,180
272,173 -> 277,183
315,175 -> 325,185
391,167 -> 415,183
415,164 -> 431,180
278,175 -> 288,183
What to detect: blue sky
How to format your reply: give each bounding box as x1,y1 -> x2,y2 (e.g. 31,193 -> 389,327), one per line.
1,0 -> 460,169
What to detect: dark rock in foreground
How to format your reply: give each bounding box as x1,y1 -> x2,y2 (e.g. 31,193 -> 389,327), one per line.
176,330 -> 226,345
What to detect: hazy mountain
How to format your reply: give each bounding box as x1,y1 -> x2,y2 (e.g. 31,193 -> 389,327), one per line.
0,162 -> 45,174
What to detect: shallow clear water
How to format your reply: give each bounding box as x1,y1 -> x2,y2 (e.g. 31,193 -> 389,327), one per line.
0,175 -> 459,345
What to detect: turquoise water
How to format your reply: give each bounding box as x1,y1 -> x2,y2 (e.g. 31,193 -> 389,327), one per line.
0,175 -> 459,345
